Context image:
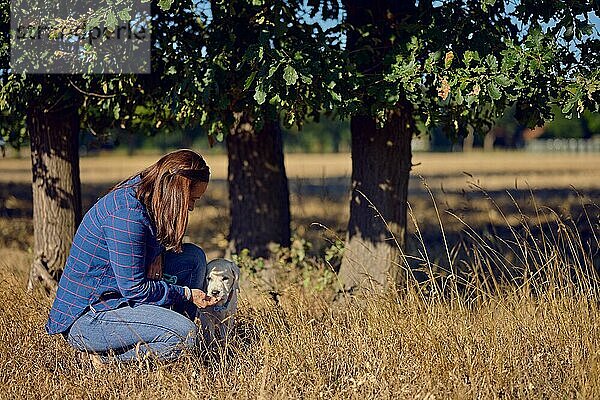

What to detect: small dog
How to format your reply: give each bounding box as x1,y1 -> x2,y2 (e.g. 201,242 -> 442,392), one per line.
197,258 -> 240,344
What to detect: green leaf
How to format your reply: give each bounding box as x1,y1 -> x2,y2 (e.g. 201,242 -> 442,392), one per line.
158,0 -> 174,11
463,50 -> 479,66
118,9 -> 131,21
283,65 -> 298,86
244,71 -> 257,90
286,112 -> 295,126
425,114 -> 432,126
301,75 -> 312,84
200,111 -> 208,125
86,15 -> 101,33
268,64 -> 279,79
424,52 -> 437,72
494,74 -> 511,87
482,0 -> 496,12
501,48 -> 518,71
210,121 -> 226,142
269,94 -> 281,105
113,103 -> 120,120
329,89 -> 341,102
485,54 -> 498,71
106,10 -> 117,29
561,101 -> 574,115
254,86 -> 266,105
487,82 -> 501,100
455,88 -> 464,105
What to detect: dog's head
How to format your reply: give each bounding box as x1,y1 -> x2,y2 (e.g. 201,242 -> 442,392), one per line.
204,258 -> 239,306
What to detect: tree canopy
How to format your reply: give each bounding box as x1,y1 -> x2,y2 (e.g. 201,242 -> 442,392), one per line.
3,1 -> 597,143
324,1 -> 599,136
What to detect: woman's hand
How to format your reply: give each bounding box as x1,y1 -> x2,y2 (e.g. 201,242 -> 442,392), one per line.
146,253 -> 163,280
191,289 -> 219,308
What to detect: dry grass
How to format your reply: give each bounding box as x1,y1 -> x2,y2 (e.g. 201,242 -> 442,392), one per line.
2,254 -> 600,398
1,151 -> 600,398
2,150 -> 600,189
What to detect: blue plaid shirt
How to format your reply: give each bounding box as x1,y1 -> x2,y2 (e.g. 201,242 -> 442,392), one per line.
46,175 -> 187,335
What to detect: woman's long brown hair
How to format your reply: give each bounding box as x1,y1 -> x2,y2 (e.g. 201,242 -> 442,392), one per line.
112,149 -> 210,252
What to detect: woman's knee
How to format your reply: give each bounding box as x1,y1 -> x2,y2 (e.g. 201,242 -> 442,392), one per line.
163,317 -> 198,349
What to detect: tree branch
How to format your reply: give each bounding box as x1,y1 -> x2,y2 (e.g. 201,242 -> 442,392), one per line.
67,78 -> 117,98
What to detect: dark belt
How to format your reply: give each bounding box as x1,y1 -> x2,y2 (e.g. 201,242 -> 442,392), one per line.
89,291 -> 125,313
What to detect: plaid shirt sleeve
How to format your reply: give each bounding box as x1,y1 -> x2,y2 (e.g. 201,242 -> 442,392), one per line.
101,207 -> 187,305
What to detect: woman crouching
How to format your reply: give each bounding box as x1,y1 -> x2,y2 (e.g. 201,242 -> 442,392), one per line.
46,149 -> 217,363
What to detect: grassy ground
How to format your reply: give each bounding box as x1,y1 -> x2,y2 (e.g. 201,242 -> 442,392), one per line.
1,151 -> 599,398
3,273 -> 600,399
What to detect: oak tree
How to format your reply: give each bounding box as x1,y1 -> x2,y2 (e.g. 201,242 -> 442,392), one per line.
333,0 -> 599,290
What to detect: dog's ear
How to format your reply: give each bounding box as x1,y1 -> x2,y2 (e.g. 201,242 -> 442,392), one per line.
231,262 -> 240,290
203,261 -> 215,291
205,260 -> 216,275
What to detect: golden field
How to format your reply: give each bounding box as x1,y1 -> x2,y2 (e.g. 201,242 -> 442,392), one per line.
0,150 -> 599,399
2,151 -> 600,189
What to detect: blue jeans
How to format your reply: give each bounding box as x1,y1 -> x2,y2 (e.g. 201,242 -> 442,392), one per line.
67,243 -> 207,362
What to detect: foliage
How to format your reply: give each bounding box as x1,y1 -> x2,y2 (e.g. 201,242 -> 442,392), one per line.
271,236 -> 335,291
335,1 -> 600,138
0,109 -> 25,149
3,1 -> 597,145
324,238 -> 344,265
0,0 -> 208,145
233,236 -> 336,292
544,109 -> 600,139
0,0 -> 344,145
159,0 -> 600,142
170,0 -> 344,139
232,248 -> 266,276
270,236 -> 312,269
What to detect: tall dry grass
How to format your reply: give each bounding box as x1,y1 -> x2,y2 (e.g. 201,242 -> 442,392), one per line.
1,186 -> 599,399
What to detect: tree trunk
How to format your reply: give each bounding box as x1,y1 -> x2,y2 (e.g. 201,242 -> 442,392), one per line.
226,113 -> 291,258
338,110 -> 413,291
484,130 -> 496,151
338,0 -> 417,292
463,131 -> 475,152
27,104 -> 82,293
332,127 -> 341,153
